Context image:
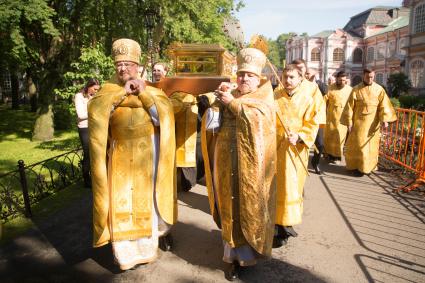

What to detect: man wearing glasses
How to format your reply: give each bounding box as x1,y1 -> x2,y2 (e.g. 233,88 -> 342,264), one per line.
88,38 -> 176,270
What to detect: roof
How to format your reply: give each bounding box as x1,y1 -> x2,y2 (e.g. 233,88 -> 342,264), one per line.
366,16 -> 409,38
311,30 -> 334,38
343,6 -> 402,32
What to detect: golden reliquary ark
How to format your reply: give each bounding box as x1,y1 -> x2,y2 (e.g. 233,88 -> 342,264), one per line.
168,43 -> 235,77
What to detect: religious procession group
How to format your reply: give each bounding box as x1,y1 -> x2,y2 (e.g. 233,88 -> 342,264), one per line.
81,38 -> 397,281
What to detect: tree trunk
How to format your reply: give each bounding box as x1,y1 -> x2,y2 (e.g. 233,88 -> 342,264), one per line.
32,74 -> 55,141
11,71 -> 19,110
32,103 -> 54,141
27,74 -> 38,112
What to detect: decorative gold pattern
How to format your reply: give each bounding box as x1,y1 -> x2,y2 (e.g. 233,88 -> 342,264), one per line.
88,76 -> 176,248
202,81 -> 277,256
169,92 -> 198,167
112,38 -> 141,64
168,43 -> 235,77
236,48 -> 266,77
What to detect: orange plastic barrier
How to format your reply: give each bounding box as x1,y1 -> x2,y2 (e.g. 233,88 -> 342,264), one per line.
379,107 -> 425,192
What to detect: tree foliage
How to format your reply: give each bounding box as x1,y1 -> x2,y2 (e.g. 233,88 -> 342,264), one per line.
387,72 -> 412,98
0,0 -> 243,140
265,33 -> 297,69
54,44 -> 115,101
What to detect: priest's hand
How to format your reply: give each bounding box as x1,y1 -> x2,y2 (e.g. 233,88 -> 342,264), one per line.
288,132 -> 299,146
348,125 -> 352,133
217,90 -> 235,105
218,82 -> 237,92
125,79 -> 146,96
383,122 -> 389,129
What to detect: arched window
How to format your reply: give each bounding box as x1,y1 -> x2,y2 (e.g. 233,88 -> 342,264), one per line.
387,41 -> 396,57
352,48 -> 363,63
333,48 -> 344,62
414,3 -> 425,34
367,47 -> 375,62
352,75 -> 362,86
311,48 -> 320,61
377,44 -> 386,59
410,60 -> 425,88
375,73 -> 384,85
399,38 -> 407,55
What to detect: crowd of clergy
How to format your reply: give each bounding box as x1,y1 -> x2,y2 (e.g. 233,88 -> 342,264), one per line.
84,38 -> 396,280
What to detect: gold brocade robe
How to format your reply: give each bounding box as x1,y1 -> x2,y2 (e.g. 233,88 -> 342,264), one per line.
88,77 -> 176,248
202,81 -> 277,256
169,92 -> 198,167
274,80 -> 325,226
340,82 -> 396,174
324,84 -> 352,158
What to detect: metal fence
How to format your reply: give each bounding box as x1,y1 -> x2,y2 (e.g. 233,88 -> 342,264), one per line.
0,149 -> 83,222
379,108 -> 425,192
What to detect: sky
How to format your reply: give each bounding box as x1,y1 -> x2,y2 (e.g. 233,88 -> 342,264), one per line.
235,0 -> 404,40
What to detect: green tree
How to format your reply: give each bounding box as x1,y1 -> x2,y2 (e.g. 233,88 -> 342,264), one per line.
266,39 -> 281,68
54,44 -> 114,101
387,72 -> 412,98
266,33 -> 297,68
0,0 -> 242,141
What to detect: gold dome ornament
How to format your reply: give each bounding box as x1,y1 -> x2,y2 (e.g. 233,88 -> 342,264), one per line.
236,48 -> 266,77
112,38 -> 141,64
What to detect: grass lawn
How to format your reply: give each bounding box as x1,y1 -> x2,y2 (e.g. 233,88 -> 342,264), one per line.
0,104 -> 80,174
0,103 -> 86,244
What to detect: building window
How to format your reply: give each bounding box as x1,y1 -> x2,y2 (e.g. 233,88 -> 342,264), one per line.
414,3 -> 425,34
311,48 -> 320,61
367,47 -> 375,62
352,48 -> 363,63
399,38 -> 407,55
375,73 -> 384,85
387,41 -> 396,57
1,72 -> 11,94
410,60 -> 425,88
352,75 -> 362,86
333,48 -> 344,62
377,44 -> 385,59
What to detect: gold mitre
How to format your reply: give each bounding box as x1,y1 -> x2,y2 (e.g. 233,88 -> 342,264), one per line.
236,48 -> 266,77
112,38 -> 141,64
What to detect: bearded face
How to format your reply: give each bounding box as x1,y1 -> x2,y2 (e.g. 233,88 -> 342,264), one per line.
115,61 -> 139,84
236,71 -> 260,95
282,69 -> 302,91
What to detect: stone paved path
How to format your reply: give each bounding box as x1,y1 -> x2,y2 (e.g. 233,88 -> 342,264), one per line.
1,160 -> 425,282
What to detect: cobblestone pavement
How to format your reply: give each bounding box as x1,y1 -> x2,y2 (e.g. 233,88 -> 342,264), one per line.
1,159 -> 425,283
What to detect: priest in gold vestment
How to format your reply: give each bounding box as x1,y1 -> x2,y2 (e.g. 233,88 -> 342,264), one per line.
88,38 -> 176,270
340,68 -> 396,176
201,48 -> 276,280
324,71 -> 352,163
169,91 -> 200,191
274,64 -> 325,247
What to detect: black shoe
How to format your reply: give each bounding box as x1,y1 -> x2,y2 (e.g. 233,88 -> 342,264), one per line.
272,236 -> 288,248
352,170 -> 364,177
159,234 -> 173,251
225,262 -> 240,281
313,164 -> 322,175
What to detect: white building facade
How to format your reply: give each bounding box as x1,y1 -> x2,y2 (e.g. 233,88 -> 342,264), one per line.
285,4 -> 421,92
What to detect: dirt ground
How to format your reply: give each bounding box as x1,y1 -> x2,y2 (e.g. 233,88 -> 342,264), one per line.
1,159 -> 425,283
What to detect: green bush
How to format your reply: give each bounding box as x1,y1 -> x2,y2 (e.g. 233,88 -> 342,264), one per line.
387,72 -> 411,98
53,101 -> 75,130
54,44 -> 114,101
390,97 -> 400,108
398,95 -> 425,110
